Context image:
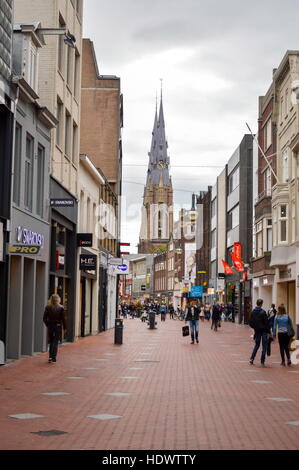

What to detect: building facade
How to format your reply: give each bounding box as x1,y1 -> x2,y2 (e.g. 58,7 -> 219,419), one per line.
14,0 -> 84,343
0,0 -> 14,363
251,80 -> 276,310
6,24 -> 57,360
270,51 -> 299,332
196,188 -> 212,298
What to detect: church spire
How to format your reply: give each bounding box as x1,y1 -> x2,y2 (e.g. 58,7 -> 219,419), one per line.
147,86 -> 171,186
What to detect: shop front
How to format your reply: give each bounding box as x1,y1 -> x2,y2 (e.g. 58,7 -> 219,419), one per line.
6,212 -> 50,359
79,249 -> 97,337
49,177 -> 77,342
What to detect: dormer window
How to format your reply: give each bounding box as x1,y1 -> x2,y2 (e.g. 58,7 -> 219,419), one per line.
29,42 -> 38,91
12,23 -> 44,95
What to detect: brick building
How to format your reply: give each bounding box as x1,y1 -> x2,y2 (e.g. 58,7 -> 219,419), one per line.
80,38 -> 123,199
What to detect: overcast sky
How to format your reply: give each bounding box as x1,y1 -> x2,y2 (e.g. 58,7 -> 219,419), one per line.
83,0 -> 299,253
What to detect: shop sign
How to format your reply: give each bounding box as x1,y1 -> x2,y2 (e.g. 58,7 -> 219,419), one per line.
279,269 -> 292,279
77,233 -> 93,247
189,286 -> 203,298
50,199 -> 74,207
80,254 -> 97,271
8,244 -> 40,254
16,226 -> 44,247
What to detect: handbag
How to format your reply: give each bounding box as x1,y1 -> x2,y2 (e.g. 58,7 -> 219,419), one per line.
287,316 -> 295,338
182,325 -> 190,337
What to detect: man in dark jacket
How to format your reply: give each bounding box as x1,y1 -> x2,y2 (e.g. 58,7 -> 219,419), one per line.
185,301 -> 200,344
249,299 -> 270,366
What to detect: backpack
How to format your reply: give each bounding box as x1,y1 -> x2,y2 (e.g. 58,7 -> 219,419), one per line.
249,311 -> 256,329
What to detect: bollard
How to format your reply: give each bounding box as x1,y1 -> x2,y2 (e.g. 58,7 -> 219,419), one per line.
114,318 -> 124,344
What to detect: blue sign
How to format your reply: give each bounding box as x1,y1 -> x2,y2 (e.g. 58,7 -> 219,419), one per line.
189,286 -> 203,298
117,264 -> 128,272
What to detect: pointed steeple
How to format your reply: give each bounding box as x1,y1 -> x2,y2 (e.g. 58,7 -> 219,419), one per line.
147,87 -> 171,186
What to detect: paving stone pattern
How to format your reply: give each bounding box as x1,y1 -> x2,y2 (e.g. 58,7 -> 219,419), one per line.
0,319 -> 298,450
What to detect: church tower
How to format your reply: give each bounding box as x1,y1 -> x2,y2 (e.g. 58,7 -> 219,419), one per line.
138,91 -> 173,254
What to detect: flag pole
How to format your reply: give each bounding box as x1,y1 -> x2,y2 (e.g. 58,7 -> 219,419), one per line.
246,122 -> 278,183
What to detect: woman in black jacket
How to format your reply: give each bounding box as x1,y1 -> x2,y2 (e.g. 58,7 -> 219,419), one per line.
43,294 -> 67,363
185,301 -> 200,344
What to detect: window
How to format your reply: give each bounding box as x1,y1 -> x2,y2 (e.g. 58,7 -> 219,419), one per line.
58,17 -> 65,74
267,227 -> 273,251
13,123 -> 22,205
65,111 -> 71,157
72,121 -> 78,163
56,99 -> 63,146
67,45 -> 73,89
74,50 -> 80,99
228,167 -> 239,194
36,145 -> 45,217
227,205 -> 239,231
211,229 -> 216,249
280,96 -> 284,122
264,167 -> 271,196
264,119 -> 272,150
24,134 -> 34,211
279,204 -> 288,243
29,43 -> 37,91
256,221 -> 263,257
291,202 -> 295,243
285,89 -> 288,116
211,198 -> 216,218
282,148 -> 289,182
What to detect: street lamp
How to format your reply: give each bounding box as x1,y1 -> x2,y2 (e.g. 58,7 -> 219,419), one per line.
38,28 -> 76,48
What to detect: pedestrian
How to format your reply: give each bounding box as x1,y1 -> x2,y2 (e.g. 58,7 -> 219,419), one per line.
160,303 -> 167,321
266,303 -> 277,356
169,304 -> 175,319
43,294 -> 67,363
273,304 -> 294,366
249,299 -> 270,367
204,303 -> 211,321
211,303 -> 221,331
199,304 -> 205,322
185,301 -> 200,344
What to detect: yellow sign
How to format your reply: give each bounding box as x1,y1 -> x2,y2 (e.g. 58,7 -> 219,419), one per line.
8,245 -> 40,255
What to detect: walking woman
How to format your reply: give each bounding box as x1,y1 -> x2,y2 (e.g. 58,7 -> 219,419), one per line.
185,301 -> 200,344
43,294 -> 67,363
273,304 -> 294,366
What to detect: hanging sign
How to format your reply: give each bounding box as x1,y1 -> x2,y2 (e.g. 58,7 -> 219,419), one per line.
80,254 -> 97,271
221,260 -> 234,274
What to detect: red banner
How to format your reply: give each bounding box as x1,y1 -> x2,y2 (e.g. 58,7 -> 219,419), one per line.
230,251 -> 244,272
221,260 -> 234,274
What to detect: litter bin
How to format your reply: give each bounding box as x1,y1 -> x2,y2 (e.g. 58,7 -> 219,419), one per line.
148,311 -> 156,329
114,318 -> 124,344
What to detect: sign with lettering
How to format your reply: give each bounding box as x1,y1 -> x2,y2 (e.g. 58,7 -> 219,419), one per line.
16,226 -> 44,247
8,245 -> 40,255
77,233 -> 93,247
50,199 -> 74,207
80,254 -> 97,271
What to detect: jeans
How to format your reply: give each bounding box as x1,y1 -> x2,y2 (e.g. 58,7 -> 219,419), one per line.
189,320 -> 199,342
278,332 -> 291,363
48,324 -> 61,360
250,332 -> 269,363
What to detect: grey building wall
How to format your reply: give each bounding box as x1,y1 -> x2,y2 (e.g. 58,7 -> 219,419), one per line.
6,92 -> 52,360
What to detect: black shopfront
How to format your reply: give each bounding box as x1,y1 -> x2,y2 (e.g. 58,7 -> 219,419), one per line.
49,177 -> 77,342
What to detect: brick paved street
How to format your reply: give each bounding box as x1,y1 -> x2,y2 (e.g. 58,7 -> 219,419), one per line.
0,317 -> 299,450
